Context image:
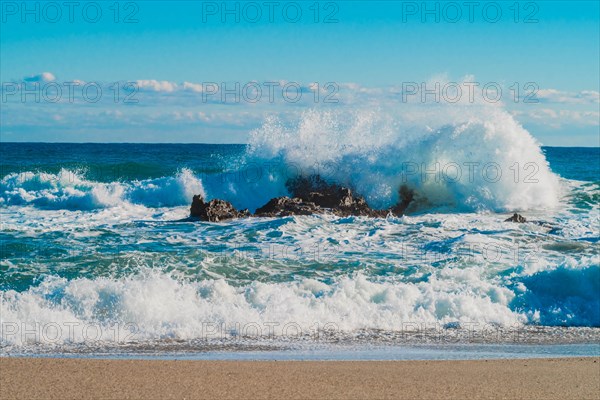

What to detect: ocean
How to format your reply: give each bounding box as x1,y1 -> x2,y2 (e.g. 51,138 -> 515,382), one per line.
1,120 -> 599,358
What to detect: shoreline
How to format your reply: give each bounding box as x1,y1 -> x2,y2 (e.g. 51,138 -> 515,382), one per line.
2,357 -> 599,399
2,341 -> 599,361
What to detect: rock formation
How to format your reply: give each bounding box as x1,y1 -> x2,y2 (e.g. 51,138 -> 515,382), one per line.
505,213 -> 527,223
190,195 -> 250,222
191,175 -> 414,221
254,196 -> 322,217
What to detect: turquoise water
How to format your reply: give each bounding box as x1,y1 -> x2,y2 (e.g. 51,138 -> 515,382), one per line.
1,139 -> 598,355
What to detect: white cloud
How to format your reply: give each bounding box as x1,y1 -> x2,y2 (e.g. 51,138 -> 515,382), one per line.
536,89 -> 600,104
7,73 -> 599,137
512,108 -> 600,129
182,82 -> 204,92
136,79 -> 178,92
23,72 -> 56,83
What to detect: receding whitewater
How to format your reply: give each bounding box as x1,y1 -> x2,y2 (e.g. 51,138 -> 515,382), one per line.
1,111 -> 599,356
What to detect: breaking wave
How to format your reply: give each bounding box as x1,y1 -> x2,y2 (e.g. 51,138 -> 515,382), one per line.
0,168 -> 204,210
2,259 -> 598,347
1,108 -> 561,215
237,108 -> 561,212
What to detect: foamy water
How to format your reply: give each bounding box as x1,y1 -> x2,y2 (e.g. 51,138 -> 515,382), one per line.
1,109 -> 598,354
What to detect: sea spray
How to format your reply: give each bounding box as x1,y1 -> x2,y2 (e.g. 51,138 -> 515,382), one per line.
0,131 -> 597,353
0,108 -> 560,214
240,107 -> 561,212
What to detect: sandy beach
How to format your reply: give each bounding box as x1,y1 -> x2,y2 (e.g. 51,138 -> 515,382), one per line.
1,357 -> 598,399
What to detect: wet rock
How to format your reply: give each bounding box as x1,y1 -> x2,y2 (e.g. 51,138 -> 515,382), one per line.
190,175 -> 415,221
285,175 -> 387,217
190,195 -> 249,222
254,196 -> 322,217
285,175 -> 331,201
505,213 -> 527,223
391,185 -> 415,216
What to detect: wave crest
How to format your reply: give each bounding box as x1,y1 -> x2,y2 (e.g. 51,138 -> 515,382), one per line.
0,168 -> 204,210
242,108 -> 561,212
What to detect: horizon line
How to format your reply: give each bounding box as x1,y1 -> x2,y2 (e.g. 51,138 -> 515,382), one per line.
1,142 -> 599,149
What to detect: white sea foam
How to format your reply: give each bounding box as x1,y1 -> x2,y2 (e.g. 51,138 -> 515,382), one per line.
1,108 -> 561,215
240,107 -> 561,212
0,109 -> 596,352
0,270 -> 520,346
2,258 -> 597,347
0,168 -> 204,210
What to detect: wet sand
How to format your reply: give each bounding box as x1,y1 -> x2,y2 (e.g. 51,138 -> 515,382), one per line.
1,357 -> 599,399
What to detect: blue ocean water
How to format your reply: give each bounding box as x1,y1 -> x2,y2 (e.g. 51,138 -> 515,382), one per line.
1,131 -> 599,355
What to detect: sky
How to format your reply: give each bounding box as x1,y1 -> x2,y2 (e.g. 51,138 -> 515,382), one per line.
1,0 -> 599,145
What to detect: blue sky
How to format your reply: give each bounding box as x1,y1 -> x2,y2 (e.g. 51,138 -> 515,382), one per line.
1,1 -> 599,145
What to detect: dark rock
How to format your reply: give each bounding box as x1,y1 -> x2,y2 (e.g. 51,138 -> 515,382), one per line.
306,187 -> 372,216
505,213 -> 527,223
254,196 -> 322,217
190,195 -> 249,222
285,175 -> 331,201
391,185 -> 415,216
285,175 -> 386,217
190,175 -> 415,221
